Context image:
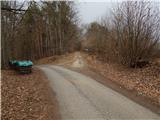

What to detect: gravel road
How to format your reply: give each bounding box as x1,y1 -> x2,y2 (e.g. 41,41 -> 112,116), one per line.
39,65 -> 160,120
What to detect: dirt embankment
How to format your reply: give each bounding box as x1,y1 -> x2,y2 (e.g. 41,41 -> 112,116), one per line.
1,68 -> 60,120
81,53 -> 160,107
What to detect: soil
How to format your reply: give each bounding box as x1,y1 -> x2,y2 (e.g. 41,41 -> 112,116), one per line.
1,68 -> 60,120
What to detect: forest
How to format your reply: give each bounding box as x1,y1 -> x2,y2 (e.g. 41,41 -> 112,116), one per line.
1,1 -> 160,120
1,1 -> 160,68
83,1 -> 160,68
1,1 -> 81,69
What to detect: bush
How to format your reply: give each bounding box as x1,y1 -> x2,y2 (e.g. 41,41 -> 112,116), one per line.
113,1 -> 160,67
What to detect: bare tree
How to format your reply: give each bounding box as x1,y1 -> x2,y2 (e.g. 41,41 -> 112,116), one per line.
113,1 -> 160,67
1,1 -> 80,69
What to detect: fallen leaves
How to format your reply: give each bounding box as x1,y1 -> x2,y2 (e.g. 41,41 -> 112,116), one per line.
84,53 -> 160,106
1,68 -> 60,120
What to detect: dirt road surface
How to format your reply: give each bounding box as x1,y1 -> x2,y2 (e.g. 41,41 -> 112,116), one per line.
38,65 -> 160,120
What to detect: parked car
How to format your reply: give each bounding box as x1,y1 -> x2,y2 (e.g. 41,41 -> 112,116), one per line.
9,60 -> 33,74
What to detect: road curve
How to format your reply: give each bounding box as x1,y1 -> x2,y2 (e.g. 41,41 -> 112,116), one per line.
39,65 -> 160,120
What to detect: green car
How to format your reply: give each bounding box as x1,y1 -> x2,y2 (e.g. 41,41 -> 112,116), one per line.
9,60 -> 33,74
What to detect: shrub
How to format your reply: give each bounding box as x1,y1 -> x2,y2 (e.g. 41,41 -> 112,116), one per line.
113,1 -> 160,67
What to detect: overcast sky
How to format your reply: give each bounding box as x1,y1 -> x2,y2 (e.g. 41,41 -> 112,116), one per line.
76,1 -> 116,24
76,0 -> 160,24
77,2 -> 113,24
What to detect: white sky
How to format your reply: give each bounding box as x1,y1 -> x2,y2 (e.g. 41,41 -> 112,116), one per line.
77,2 -> 114,24
76,0 -> 160,24
76,0 -> 118,24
